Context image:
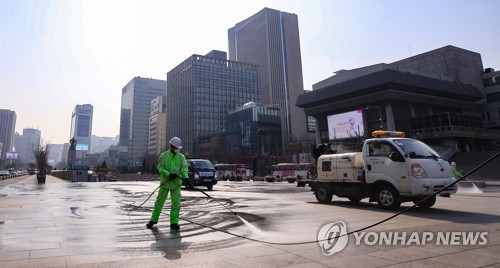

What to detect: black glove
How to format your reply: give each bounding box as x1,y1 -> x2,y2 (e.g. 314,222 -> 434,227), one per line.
168,173 -> 178,180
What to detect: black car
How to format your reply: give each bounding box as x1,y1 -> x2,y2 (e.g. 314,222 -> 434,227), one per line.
184,159 -> 217,190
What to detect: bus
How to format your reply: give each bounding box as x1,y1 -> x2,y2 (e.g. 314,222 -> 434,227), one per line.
270,163 -> 315,183
214,163 -> 250,181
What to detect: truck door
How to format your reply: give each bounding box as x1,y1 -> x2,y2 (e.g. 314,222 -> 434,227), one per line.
365,141 -> 411,194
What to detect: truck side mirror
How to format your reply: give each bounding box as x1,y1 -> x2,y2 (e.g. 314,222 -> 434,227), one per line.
389,151 -> 405,162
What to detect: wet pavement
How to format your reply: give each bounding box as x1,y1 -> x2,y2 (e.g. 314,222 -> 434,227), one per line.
0,175 -> 499,267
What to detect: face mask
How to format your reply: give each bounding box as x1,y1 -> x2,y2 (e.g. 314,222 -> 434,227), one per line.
174,148 -> 180,154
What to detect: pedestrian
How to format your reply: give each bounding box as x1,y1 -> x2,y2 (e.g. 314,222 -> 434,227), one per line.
451,162 -> 463,180
146,137 -> 188,230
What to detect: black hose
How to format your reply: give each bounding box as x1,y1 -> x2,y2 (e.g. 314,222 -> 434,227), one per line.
184,179 -> 239,216
122,151 -> 499,245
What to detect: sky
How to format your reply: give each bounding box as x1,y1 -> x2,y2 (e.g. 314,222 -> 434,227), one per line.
1,0 -> 499,145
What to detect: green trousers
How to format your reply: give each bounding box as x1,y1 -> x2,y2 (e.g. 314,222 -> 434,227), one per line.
150,179 -> 182,224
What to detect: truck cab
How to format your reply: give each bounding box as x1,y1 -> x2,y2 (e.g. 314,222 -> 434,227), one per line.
313,131 -> 458,210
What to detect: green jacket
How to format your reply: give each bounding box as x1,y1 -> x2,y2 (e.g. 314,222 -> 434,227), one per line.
158,151 -> 188,183
452,166 -> 463,180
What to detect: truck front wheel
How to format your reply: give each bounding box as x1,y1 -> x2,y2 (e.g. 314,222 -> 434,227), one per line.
413,195 -> 436,208
376,185 -> 401,210
315,184 -> 333,204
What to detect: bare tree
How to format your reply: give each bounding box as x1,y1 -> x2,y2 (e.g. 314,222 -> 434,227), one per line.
33,141 -> 51,175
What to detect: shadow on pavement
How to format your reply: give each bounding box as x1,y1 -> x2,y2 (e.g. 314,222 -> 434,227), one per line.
150,227 -> 190,260
307,199 -> 500,224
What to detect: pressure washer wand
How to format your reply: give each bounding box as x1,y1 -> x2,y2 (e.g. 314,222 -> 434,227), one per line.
184,178 -> 238,216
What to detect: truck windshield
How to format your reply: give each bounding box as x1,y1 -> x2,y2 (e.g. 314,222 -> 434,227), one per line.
392,139 -> 441,159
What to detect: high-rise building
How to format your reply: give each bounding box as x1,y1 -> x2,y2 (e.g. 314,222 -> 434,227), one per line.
148,96 -> 167,157
119,77 -> 166,164
14,128 -> 41,163
166,50 -> 260,157
60,143 -> 70,166
229,7 -> 313,154
0,109 -> 16,160
70,104 -> 93,162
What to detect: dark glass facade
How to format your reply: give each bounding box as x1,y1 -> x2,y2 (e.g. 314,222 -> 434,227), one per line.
166,51 -> 261,157
226,105 -> 282,175
226,105 -> 282,157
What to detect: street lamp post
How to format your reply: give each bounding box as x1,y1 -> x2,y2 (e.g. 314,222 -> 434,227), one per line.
365,105 -> 383,130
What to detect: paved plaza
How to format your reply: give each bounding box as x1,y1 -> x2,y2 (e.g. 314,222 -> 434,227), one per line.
1,175 -> 499,267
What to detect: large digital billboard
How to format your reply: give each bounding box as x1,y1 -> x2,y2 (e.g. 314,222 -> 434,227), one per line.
77,114 -> 90,137
327,110 -> 365,140
76,143 -> 89,151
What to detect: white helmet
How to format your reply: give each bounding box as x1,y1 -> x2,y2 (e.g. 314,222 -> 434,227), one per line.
169,137 -> 182,149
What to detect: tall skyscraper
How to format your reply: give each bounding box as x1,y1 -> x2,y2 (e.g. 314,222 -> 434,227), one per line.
119,77 -> 166,164
70,104 -> 93,162
229,7 -> 312,154
148,96 -> 167,157
14,128 -> 41,163
0,109 -> 16,159
166,50 -> 260,157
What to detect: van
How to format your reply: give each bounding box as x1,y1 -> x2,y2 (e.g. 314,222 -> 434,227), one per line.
185,159 -> 217,190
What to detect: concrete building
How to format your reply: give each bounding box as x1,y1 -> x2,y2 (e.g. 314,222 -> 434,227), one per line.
69,104 -> 94,164
119,77 -> 166,164
166,50 -> 260,157
13,128 -> 41,164
90,135 -> 118,154
229,7 -> 313,156
148,96 -> 167,157
0,109 -> 16,160
482,68 -> 500,129
296,45 -> 500,156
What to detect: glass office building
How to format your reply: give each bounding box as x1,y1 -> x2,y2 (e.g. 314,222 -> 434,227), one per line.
226,104 -> 282,158
166,50 -> 260,157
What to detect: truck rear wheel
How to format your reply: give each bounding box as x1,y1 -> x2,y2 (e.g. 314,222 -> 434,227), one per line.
413,195 -> 436,208
315,184 -> 333,204
376,185 -> 401,210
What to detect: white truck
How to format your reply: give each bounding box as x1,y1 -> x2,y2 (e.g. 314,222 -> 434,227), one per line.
310,131 -> 457,210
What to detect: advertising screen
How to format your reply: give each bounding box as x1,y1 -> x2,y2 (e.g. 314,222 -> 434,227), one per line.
6,152 -> 18,159
327,110 -> 365,140
76,144 -> 89,151
77,115 -> 90,137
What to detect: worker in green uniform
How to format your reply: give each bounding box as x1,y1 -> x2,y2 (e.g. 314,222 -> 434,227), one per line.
451,162 -> 463,180
146,137 -> 188,230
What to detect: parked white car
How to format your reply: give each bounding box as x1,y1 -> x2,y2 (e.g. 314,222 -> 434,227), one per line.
0,170 -> 11,179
